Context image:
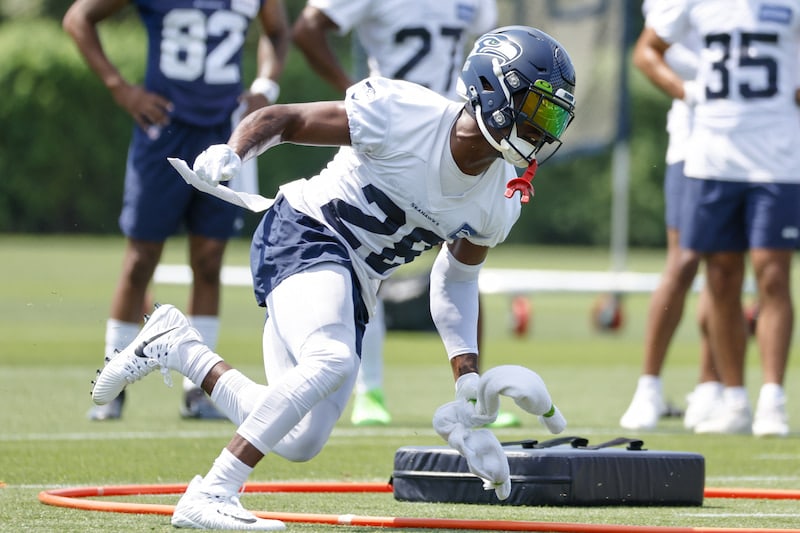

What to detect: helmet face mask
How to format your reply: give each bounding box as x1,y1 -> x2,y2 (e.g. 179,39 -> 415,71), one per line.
459,26 -> 576,167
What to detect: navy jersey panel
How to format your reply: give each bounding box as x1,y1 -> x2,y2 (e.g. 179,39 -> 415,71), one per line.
134,0 -> 264,126
119,121 -> 241,241
251,196 -> 368,352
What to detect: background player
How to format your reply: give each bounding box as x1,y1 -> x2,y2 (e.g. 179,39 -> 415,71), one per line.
63,0 -> 289,420
635,0 -> 800,436
620,0 -> 724,432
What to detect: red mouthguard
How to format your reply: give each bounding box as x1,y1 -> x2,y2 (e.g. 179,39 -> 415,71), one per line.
504,160 -> 538,204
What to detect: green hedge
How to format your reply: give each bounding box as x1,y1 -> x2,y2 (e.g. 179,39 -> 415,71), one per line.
0,18 -> 672,246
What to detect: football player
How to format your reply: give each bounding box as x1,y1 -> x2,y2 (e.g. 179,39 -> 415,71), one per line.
63,0 -> 289,421
636,0 -> 800,436
92,26 -> 576,529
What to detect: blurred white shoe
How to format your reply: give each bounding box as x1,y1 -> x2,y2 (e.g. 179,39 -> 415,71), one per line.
683,381 -> 723,430
620,376 -> 666,430
694,392 -> 752,435
752,384 -> 789,438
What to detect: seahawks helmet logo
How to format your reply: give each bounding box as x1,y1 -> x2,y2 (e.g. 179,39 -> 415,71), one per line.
470,34 -> 522,65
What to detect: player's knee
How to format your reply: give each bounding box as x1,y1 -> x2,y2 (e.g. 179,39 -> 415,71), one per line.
300,336 -> 358,395
279,434 -> 328,462
273,398 -> 345,462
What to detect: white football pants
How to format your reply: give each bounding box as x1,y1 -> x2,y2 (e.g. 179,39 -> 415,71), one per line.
235,263 -> 360,461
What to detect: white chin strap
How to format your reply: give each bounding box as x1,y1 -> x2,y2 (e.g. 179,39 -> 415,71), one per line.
474,108 -> 536,168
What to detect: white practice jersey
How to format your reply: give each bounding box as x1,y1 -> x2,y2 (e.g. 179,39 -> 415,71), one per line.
309,0 -> 496,99
649,0 -> 800,182
279,78 -> 520,312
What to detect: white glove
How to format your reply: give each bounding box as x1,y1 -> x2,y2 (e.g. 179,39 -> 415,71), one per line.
682,80 -> 704,107
433,401 -> 511,500
455,372 -> 498,425
192,144 -> 242,186
476,365 -> 567,434
455,372 -> 478,401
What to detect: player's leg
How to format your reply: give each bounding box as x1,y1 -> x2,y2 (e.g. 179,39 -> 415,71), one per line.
351,298 -> 391,426
749,248 -> 792,437
172,263 -> 362,528
180,234 -> 230,419
241,262 -> 361,460
692,250 -> 750,434
621,162 -> 699,430
747,182 -> 800,437
90,303 -> 277,529
89,238 -> 165,420
683,285 -> 724,430
679,178 -> 751,434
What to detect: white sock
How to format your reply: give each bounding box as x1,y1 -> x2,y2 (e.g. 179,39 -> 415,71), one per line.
210,369 -> 268,425
695,381 -> 723,395
203,448 -> 253,496
105,319 -> 140,360
174,342 -> 223,387
637,374 -> 662,393
758,383 -> 785,404
184,316 -> 220,392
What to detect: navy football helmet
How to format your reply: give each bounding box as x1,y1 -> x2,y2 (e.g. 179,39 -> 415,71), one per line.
458,26 -> 576,167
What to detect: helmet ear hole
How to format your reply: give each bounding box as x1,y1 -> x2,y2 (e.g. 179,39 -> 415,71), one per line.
491,110 -> 508,127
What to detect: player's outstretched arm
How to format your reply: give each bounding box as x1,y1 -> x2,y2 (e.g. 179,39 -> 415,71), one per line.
230,101 -> 351,162
430,239 -> 489,382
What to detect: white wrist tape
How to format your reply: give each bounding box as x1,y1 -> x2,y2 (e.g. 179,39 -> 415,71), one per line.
250,77 -> 280,104
430,245 -> 482,359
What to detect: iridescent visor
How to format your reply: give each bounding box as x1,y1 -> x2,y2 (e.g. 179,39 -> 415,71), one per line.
519,89 -> 572,141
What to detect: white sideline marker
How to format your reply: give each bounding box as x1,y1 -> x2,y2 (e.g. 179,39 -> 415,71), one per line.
155,264 -> 755,294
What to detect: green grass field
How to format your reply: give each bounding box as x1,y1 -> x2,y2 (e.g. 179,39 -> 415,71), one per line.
1,235 -> 799,532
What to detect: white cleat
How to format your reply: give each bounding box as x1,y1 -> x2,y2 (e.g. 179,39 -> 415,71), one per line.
752,384 -> 789,438
172,475 -> 286,531
91,304 -> 199,405
683,381 -> 724,430
619,381 -> 666,431
694,402 -> 752,435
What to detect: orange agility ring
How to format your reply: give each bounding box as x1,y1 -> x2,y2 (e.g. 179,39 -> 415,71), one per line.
39,482 -> 800,533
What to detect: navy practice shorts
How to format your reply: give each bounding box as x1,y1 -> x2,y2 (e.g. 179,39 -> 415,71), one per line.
119,121 -> 241,241
250,195 -> 368,355
680,178 -> 800,252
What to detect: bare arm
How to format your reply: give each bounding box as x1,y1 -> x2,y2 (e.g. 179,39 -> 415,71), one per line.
229,101 -> 351,161
257,0 -> 290,81
63,0 -> 173,130
292,5 -> 353,94
445,239 -> 489,382
239,0 -> 291,114
632,26 -> 685,101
